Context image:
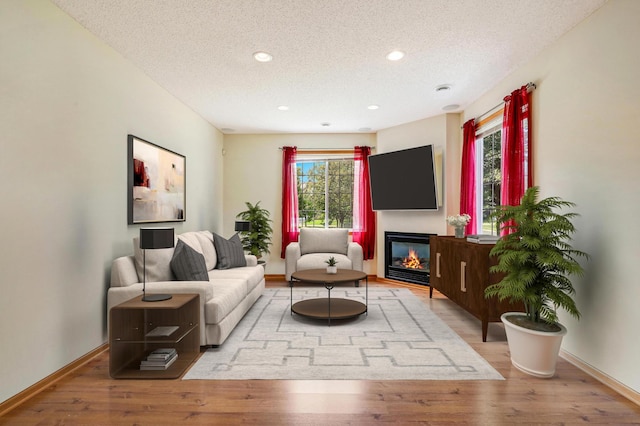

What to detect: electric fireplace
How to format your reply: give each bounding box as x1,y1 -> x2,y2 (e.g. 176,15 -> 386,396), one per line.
384,231 -> 434,286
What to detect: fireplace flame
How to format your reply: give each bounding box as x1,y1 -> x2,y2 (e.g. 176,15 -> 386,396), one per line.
402,248 -> 424,269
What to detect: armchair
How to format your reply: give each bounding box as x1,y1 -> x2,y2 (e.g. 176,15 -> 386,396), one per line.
285,228 -> 364,281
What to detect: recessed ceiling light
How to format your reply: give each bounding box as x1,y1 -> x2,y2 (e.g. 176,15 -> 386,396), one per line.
277,105 -> 289,111
386,50 -> 405,61
253,51 -> 273,62
442,104 -> 460,111
220,128 -> 235,132
321,122 -> 331,127
367,105 -> 379,110
435,84 -> 452,92
359,127 -> 372,132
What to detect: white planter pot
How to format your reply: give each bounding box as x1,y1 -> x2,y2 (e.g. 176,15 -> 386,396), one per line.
501,313 -> 567,379
326,266 -> 337,274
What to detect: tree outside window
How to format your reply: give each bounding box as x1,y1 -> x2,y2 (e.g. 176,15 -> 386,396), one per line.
479,128 -> 501,235
297,159 -> 353,228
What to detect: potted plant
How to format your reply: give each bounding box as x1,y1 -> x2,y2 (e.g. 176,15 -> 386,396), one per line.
236,201 -> 273,259
484,186 -> 588,378
325,256 -> 338,274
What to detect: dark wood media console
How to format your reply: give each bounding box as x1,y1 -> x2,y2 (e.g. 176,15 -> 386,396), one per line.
429,236 -> 523,342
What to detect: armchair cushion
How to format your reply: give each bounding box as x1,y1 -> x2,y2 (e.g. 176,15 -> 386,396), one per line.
297,253 -> 353,271
299,228 -> 348,255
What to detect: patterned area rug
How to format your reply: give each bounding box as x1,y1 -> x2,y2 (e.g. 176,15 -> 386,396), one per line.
183,287 -> 503,380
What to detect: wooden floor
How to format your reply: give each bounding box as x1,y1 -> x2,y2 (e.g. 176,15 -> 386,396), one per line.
2,281 -> 639,425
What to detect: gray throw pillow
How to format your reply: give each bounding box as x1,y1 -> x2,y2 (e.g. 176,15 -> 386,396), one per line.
213,233 -> 247,269
170,239 -> 209,281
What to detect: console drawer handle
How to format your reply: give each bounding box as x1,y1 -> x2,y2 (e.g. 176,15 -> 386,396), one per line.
460,261 -> 467,292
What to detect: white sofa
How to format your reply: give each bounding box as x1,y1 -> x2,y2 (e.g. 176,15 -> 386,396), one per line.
284,228 -> 364,281
108,230 -> 265,346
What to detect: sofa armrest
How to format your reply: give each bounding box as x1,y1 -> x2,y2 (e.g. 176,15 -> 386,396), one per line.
347,242 -> 364,273
244,254 -> 258,266
284,242 -> 301,281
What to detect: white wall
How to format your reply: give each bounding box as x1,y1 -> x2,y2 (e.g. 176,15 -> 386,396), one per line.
461,0 -> 640,393
223,133 -> 376,275
0,1 -> 223,403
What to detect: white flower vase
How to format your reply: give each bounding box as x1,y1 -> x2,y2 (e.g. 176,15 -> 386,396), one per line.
454,226 -> 465,238
326,266 -> 337,274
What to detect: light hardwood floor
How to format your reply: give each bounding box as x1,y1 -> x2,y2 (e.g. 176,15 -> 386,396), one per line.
2,281 -> 639,425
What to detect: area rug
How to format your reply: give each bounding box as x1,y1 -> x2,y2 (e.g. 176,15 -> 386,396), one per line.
183,287 -> 503,381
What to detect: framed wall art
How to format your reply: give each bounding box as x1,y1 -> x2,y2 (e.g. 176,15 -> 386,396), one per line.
128,134 -> 186,224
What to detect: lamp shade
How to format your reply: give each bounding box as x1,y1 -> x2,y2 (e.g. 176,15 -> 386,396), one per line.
140,228 -> 175,249
234,221 -> 252,232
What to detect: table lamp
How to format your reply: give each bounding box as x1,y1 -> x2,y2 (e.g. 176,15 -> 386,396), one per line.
234,221 -> 252,233
140,227 -> 174,302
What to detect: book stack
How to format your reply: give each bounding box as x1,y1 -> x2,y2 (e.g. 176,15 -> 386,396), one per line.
140,348 -> 178,370
466,234 -> 500,244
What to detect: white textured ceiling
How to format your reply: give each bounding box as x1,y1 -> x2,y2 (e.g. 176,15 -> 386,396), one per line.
51,0 -> 606,134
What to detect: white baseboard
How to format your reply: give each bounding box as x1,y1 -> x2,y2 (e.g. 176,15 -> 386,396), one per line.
560,349 -> 640,406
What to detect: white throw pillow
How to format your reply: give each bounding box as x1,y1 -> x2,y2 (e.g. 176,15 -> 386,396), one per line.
133,237 -> 175,282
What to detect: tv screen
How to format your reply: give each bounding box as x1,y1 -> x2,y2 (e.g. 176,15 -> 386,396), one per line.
368,145 -> 439,211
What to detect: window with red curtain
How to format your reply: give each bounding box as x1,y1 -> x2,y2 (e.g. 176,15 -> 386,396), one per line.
460,119 -> 477,234
501,85 -> 532,207
280,146 -> 298,258
352,146 -> 376,260
501,85 -> 532,235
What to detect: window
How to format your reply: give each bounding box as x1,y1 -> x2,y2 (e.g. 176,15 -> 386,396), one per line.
474,113 -> 502,236
477,126 -> 501,235
297,157 -> 354,228
474,109 -> 530,235
468,84 -> 532,236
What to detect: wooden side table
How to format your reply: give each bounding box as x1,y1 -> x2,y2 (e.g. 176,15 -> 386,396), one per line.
109,293 -> 199,379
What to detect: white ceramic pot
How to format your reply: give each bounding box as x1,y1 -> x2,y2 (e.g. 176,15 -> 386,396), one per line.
326,266 -> 337,274
501,313 -> 567,378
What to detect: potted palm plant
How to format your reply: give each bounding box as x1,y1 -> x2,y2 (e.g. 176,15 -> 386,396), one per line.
236,201 -> 273,259
485,186 -> 588,378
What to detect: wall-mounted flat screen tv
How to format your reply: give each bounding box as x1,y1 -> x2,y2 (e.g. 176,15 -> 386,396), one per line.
368,145 -> 439,211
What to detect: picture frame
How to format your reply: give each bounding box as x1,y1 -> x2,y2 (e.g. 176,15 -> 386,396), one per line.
128,135 -> 186,224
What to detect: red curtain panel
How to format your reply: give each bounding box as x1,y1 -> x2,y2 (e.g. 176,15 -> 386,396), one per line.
280,146 -> 299,258
460,119 -> 477,234
352,146 -> 376,260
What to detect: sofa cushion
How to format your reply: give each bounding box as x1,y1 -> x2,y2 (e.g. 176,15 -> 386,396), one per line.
170,239 -> 209,281
204,279 -> 247,324
213,233 -> 247,269
299,228 -> 349,255
178,231 -> 217,270
133,237 -> 175,282
208,265 -> 264,295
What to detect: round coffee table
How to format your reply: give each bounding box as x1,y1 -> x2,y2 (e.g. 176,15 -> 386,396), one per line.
290,269 -> 368,325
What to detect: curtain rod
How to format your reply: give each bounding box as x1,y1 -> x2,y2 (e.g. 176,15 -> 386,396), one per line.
278,146 -> 375,150
462,82 -> 536,129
